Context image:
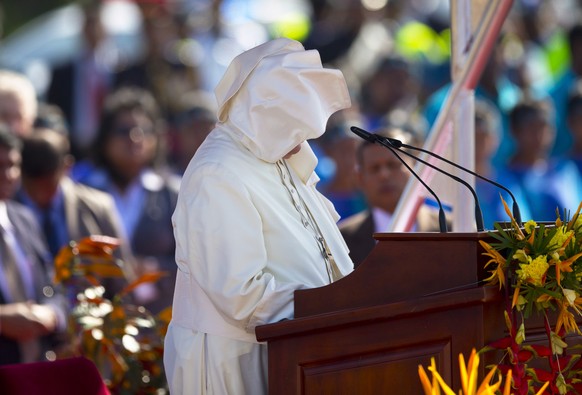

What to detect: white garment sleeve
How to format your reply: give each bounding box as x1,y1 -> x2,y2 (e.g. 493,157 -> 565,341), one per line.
175,163 -> 307,334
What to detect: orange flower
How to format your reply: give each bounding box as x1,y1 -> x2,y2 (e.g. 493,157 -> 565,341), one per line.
566,201 -> 582,231
555,299 -> 581,335
500,195 -> 524,240
553,251 -> 582,286
53,236 -> 124,285
479,240 -> 507,289
419,350 -> 549,395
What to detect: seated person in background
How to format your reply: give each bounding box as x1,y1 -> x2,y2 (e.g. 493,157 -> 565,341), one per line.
79,87 -> 179,315
314,108 -> 367,219
0,124 -> 68,365
501,98 -> 582,221
474,99 -> 533,228
339,126 -> 447,267
168,90 -> 217,175
15,128 -> 136,296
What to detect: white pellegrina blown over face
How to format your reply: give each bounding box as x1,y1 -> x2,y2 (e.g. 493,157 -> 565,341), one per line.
214,38 -> 352,163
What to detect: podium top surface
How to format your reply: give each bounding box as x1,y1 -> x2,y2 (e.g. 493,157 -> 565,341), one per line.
293,231 -> 496,318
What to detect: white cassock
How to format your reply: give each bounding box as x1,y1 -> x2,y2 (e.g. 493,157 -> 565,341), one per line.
163,38 -> 354,394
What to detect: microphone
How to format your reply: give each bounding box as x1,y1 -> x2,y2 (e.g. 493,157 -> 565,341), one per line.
350,126 -> 448,232
350,126 -> 486,232
371,129 -> 523,225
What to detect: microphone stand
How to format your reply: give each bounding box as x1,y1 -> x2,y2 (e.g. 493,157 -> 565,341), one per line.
382,145 -> 449,233
375,138 -> 485,232
383,136 -> 522,225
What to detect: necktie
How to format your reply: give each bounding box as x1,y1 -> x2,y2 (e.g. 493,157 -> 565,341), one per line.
42,210 -> 61,258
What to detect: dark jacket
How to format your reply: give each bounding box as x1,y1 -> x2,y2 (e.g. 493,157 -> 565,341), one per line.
0,201 -> 68,365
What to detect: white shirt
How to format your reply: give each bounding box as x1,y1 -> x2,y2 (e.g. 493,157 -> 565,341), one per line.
372,207 -> 418,233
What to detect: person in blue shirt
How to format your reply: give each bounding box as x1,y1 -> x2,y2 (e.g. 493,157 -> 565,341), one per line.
549,24 -> 582,158
501,98 -> 582,221
473,99 -> 533,228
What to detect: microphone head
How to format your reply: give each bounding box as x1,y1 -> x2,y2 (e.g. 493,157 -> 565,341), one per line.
350,126 -> 378,143
385,137 -> 403,148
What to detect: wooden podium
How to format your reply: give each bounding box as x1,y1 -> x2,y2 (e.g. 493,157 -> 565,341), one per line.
255,232 -> 506,395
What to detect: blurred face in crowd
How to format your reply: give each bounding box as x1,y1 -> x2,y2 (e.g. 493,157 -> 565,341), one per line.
474,120 -> 499,172
357,143 -> 411,213
105,109 -> 158,183
0,145 -> 21,200
0,92 -> 33,137
365,66 -> 414,115
21,160 -> 69,210
327,137 -> 359,184
176,116 -> 214,166
22,172 -> 62,209
512,111 -> 554,160
82,7 -> 105,51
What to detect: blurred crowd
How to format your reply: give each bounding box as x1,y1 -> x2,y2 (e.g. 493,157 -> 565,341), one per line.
2,0 -> 582,365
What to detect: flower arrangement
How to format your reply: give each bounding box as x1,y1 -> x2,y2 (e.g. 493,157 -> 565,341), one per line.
475,198 -> 582,394
53,235 -> 172,395
418,348 -> 549,395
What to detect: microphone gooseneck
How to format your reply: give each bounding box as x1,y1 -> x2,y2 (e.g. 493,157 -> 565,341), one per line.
380,135 -> 523,225
376,138 -> 485,232
350,126 -> 486,232
350,126 -> 448,233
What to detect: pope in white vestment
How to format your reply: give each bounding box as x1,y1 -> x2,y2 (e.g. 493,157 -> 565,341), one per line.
163,37 -> 354,394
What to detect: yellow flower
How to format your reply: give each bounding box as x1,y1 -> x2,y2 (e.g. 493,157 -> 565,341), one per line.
419,349 -> 504,395
549,227 -> 573,253
419,350 -> 549,395
516,255 -> 549,286
524,220 -> 537,234
418,358 -> 442,395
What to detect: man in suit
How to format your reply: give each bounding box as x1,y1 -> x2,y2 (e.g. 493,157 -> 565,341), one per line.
46,1 -> 115,161
339,126 -> 446,267
0,124 -> 68,365
16,127 -> 136,293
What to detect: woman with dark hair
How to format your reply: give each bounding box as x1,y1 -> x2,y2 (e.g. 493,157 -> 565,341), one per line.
79,86 -> 179,315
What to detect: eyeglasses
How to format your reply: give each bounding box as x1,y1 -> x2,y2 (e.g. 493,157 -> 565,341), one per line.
111,126 -> 155,141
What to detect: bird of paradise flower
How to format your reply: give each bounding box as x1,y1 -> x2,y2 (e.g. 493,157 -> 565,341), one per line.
418,348 -> 549,395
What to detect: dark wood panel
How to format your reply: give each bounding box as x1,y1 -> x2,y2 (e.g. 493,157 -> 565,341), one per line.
302,341 -> 451,395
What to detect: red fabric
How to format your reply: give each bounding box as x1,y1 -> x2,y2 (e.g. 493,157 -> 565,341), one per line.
0,357 -> 110,395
